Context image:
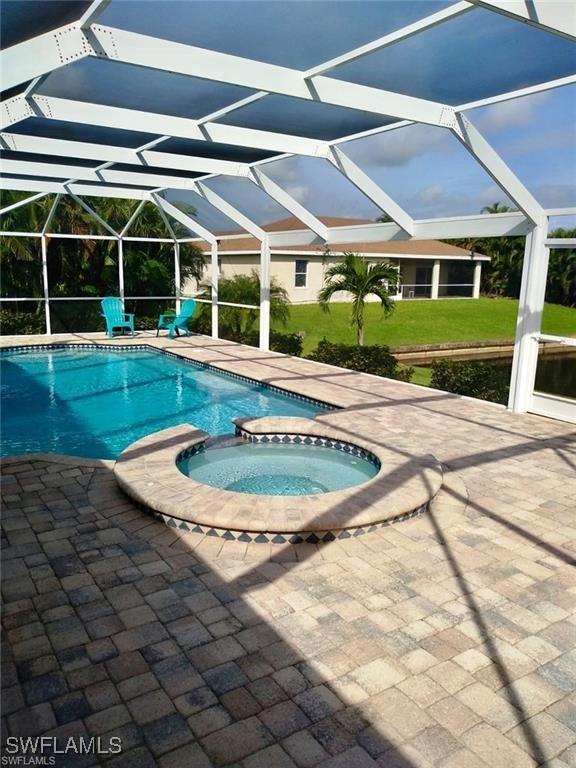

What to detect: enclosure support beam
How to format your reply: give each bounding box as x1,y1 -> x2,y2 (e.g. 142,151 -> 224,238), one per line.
452,114 -> 543,225
67,192 -> 120,237
328,147 -> 414,235
508,219 -> 550,413
259,236 -> 271,352
117,239 -> 125,308
211,242 -> 219,339
248,168 -> 328,241
431,260 -> 440,300
41,235 -> 51,335
473,261 -> 482,299
0,192 -> 48,216
174,242 -> 181,314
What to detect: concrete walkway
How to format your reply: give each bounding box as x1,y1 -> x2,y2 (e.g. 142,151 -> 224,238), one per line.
1,332 -> 575,767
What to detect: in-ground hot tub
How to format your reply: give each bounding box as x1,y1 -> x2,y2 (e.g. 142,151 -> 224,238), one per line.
114,416 -> 443,542
176,438 -> 380,495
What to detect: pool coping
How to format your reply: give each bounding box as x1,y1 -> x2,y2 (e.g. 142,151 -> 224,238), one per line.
114,417 -> 443,540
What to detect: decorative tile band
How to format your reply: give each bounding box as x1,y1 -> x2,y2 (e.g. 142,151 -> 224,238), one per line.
176,432 -> 381,469
134,498 -> 428,544
232,426 -> 382,468
0,342 -> 337,413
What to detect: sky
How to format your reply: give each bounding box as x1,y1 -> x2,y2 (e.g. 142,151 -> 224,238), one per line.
4,0 -> 576,231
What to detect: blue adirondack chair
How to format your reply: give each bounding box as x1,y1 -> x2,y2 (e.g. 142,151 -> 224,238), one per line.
157,299 -> 196,339
100,297 -> 135,337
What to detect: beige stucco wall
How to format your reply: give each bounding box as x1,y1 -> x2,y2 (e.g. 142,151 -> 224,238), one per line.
183,254 -> 477,303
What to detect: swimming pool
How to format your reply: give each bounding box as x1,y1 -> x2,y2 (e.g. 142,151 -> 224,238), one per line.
0,346 -> 329,459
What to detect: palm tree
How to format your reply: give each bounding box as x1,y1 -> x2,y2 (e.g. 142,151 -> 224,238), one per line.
481,202 -> 514,214
198,270 -> 290,338
318,253 -> 398,345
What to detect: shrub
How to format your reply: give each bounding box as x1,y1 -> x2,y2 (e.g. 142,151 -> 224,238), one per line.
135,316 -> 159,331
0,310 -> 45,335
307,339 -> 412,381
430,359 -> 509,405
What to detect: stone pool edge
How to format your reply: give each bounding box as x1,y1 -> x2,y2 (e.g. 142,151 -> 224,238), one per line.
114,418 -> 443,541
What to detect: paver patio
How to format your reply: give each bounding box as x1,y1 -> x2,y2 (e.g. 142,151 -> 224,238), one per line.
1,332 -> 575,767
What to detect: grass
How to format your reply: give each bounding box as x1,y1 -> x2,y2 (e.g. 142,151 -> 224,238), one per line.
275,298 -> 575,355
410,366 -> 433,387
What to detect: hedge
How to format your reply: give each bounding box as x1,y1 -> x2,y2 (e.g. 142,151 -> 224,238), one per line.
307,339 -> 413,381
430,359 -> 509,405
0,310 -> 45,336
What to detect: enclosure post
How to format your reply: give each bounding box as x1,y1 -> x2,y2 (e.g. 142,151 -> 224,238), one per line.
210,241 -> 219,339
508,219 -> 549,413
431,259 -> 440,300
118,238 -> 125,308
174,242 -> 181,314
41,235 -> 51,335
259,236 -> 271,351
473,260 -> 482,299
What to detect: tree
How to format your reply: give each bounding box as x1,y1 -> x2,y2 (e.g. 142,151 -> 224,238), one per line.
546,228 -> 576,307
376,213 -> 393,223
198,271 -> 290,338
0,192 -> 205,332
318,253 -> 398,345
445,202 -> 523,299
481,202 -> 515,214
445,204 -> 576,307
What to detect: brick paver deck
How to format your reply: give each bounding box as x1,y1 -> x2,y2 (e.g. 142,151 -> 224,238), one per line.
1,332 -> 575,767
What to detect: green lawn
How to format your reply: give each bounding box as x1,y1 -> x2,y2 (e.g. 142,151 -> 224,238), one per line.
276,298 -> 575,355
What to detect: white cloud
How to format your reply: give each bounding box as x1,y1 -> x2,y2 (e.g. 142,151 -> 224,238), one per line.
473,91 -> 551,134
477,184 -> 512,207
505,126 -> 576,156
344,124 -> 450,168
534,183 -> 576,208
284,184 -> 311,205
407,182 -> 516,218
416,184 -> 445,205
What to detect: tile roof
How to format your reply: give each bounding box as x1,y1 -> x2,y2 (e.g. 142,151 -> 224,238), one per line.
204,217 -> 485,258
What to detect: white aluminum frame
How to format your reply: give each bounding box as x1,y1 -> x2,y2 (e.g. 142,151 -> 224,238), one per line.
0,0 -> 574,418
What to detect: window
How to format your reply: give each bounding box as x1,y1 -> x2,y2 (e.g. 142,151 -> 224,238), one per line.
295,259 -> 308,288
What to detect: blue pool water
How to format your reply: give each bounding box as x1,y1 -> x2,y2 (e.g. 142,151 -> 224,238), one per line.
0,347 -> 327,459
178,442 -> 378,495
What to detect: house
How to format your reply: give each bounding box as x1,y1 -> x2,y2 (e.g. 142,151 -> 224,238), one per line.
185,217 -> 489,303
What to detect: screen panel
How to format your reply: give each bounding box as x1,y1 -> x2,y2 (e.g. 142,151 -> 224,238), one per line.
1,0 -> 91,48
39,59 -> 257,119
203,176 -> 299,227
99,0 -> 454,70
8,118 -> 160,149
216,95 -> 398,142
342,123 -> 515,217
331,7 -> 576,106
165,192 -> 242,236
156,138 -> 278,165
263,155 -> 382,219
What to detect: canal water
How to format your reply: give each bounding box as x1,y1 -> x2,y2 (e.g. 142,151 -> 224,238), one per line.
492,353 -> 575,399
532,353 -> 576,398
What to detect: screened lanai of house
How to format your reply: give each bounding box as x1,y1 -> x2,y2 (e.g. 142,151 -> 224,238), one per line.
0,0 -> 575,422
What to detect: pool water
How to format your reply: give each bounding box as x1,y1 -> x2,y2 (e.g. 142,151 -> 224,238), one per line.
0,348 -> 327,459
177,442 -> 379,495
